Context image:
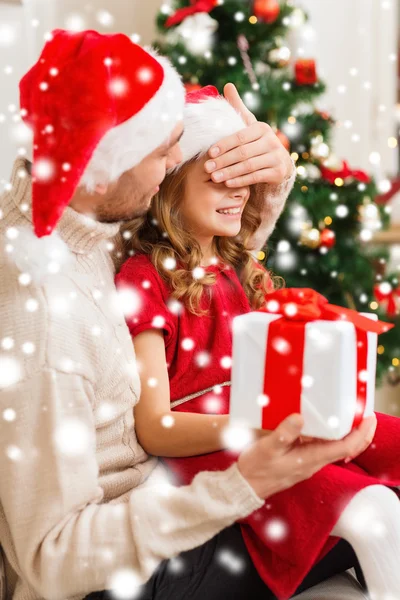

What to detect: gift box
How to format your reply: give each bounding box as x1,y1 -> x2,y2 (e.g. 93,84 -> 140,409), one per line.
230,289 -> 394,440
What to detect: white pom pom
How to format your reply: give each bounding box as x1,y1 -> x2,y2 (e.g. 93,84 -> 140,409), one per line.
10,227 -> 73,284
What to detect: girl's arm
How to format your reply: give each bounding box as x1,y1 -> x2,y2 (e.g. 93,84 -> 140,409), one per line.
133,330 -> 269,457
133,329 -> 231,457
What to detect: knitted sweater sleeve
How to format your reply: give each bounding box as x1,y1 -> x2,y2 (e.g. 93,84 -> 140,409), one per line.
0,369 -> 263,600
249,160 -> 296,252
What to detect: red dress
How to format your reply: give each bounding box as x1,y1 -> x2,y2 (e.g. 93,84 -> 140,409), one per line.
116,254 -> 400,600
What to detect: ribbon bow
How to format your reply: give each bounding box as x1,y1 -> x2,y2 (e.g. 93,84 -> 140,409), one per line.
374,284 -> 400,318
259,288 -> 394,433
260,288 -> 394,335
320,160 -> 371,185
165,0 -> 217,28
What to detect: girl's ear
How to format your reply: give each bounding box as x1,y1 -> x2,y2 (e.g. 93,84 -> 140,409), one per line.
94,183 -> 108,195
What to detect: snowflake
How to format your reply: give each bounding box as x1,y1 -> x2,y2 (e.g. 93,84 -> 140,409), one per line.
220,356 -> 232,369
265,518 -> 288,542
96,10 -> 114,27
1,337 -> 14,350
271,336 -> 291,355
107,568 -> 142,600
6,445 -> 23,461
109,77 -> 128,97
3,408 -> 16,422
53,418 -> 91,457
163,257 -> 176,270
195,351 -> 210,367
152,315 -> 165,328
266,299 -> 280,313
115,287 -> 142,318
216,548 -> 245,573
96,402 -> 116,421
192,266 -> 205,280
204,396 -> 222,413
147,377 -> 158,388
167,556 -> 185,574
222,423 -> 253,451
327,415 -> 340,429
161,415 -> 175,428
308,329 -> 334,351
33,158 -> 55,181
0,24 -> 17,47
65,13 -> 86,32
137,67 -> 154,84
167,299 -> 183,315
301,374 -> 314,388
257,394 -> 269,407
181,338 -> 195,351
25,298 -> 39,312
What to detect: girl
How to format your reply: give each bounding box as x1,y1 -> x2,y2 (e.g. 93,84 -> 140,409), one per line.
116,86 -> 400,600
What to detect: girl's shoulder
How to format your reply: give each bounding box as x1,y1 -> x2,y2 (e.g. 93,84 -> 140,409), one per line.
116,253 -> 166,291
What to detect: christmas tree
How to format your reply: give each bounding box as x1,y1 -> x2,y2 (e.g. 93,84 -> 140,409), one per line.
154,0 -> 399,384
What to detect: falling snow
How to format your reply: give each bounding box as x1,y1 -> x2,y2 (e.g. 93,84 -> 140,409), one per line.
53,418 -> 91,457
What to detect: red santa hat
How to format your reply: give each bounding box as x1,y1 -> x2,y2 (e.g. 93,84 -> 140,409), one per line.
19,29 -> 185,237
171,85 -> 247,170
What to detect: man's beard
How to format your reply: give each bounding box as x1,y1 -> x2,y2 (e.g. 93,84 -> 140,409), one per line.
96,192 -> 153,223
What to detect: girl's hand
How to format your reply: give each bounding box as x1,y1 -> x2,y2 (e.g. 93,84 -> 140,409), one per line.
204,83 -> 294,188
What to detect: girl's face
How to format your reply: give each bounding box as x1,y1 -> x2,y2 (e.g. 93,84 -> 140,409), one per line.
180,155 -> 251,244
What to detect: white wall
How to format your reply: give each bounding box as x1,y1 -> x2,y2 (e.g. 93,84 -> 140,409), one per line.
299,0 -> 398,180
0,0 -> 162,183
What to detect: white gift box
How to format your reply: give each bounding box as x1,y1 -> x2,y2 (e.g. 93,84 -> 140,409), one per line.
230,311 -> 378,440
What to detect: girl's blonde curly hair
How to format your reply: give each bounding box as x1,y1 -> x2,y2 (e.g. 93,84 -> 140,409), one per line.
123,158 -> 283,315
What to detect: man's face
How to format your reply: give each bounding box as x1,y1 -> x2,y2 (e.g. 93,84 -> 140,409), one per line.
96,122 -> 184,223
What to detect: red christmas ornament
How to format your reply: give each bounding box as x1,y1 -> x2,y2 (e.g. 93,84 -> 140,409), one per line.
295,59 -> 317,86
316,109 -> 331,121
320,228 -> 336,249
184,83 -> 202,94
253,0 -> 280,24
275,129 -> 290,151
165,0 -> 217,28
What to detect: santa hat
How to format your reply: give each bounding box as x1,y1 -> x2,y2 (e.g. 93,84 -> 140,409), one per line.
19,29 -> 184,237
171,85 -> 247,170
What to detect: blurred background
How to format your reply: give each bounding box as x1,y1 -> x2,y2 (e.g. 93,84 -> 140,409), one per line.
1,0 -> 399,413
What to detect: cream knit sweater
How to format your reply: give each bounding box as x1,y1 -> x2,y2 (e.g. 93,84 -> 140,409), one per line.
0,158 -> 293,600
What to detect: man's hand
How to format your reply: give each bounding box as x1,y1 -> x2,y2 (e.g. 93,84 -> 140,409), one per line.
237,413 -> 377,500
204,83 -> 294,188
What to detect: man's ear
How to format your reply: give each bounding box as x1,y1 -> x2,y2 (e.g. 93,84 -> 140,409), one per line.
94,183 -> 108,195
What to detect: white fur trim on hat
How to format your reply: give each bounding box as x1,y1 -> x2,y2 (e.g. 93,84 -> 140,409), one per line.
171,95 -> 247,172
80,51 -> 185,191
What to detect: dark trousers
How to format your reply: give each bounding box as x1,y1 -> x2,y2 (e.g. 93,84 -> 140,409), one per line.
84,524 -> 366,600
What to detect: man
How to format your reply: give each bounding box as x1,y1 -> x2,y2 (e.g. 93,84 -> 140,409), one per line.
0,30 -> 375,600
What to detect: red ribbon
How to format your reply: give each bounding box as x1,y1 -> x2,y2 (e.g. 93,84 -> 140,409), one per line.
258,289 -> 394,433
374,284 -> 400,318
320,159 -> 371,185
165,0 -> 217,28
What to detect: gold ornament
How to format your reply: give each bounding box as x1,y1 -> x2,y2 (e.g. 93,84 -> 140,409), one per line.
310,134 -> 330,160
300,225 -> 321,249
268,46 -> 291,67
